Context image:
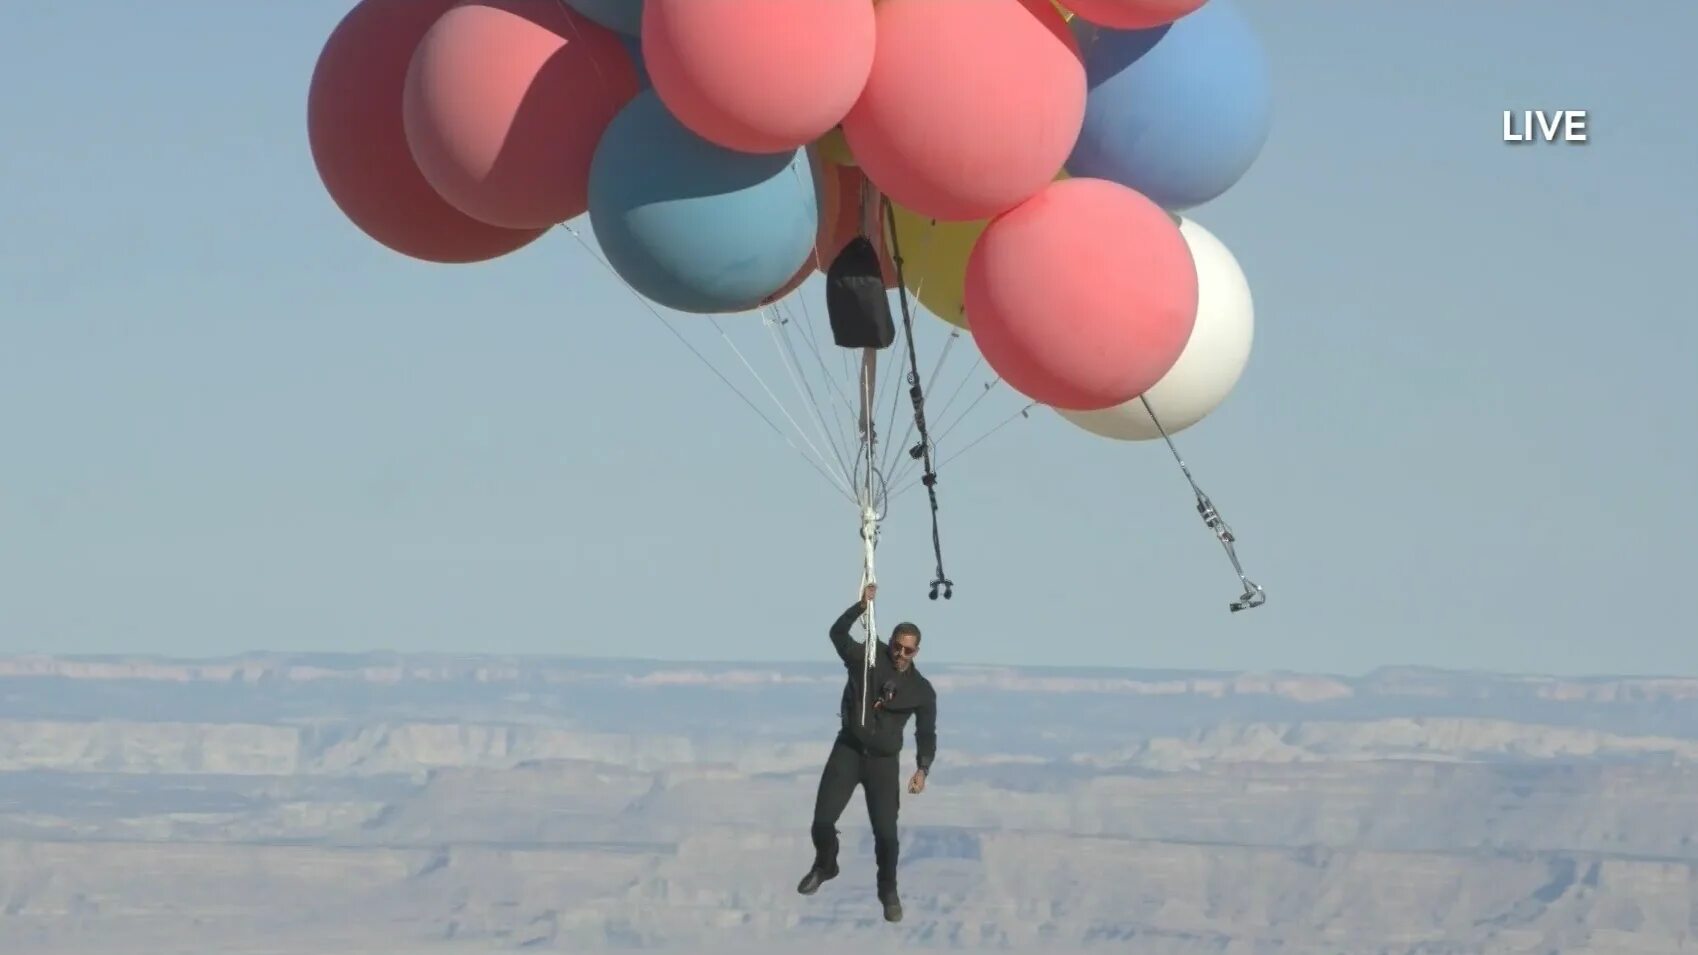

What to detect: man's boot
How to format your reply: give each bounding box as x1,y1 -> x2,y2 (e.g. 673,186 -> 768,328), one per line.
800,823 -> 840,895
879,887 -> 902,923
796,864 -> 838,895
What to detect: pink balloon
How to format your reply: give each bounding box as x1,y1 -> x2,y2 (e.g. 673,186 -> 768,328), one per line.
841,0 -> 1085,222
964,178 -> 1198,411
643,0 -> 876,154
1062,0 -> 1206,30
307,0 -> 545,263
403,0 -> 640,230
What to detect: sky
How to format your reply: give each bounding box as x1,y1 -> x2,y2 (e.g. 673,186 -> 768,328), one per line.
2,1 -> 1695,677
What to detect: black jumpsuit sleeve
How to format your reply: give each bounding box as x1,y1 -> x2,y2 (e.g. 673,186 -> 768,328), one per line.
828,601 -> 867,668
914,692 -> 937,772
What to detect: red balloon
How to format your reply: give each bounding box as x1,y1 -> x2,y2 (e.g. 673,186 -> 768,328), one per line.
963,178 -> 1198,411
403,0 -> 639,230
307,0 -> 544,263
643,0 -> 877,154
1063,0 -> 1205,30
841,0 -> 1086,222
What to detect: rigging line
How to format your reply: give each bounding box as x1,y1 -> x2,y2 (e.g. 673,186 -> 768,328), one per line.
890,400 -> 1037,502
884,331 -> 963,484
777,305 -> 862,489
772,303 -> 860,479
858,352 -> 878,505
764,305 -> 857,492
773,296 -> 861,437
875,255 -> 948,476
927,352 -> 985,434
782,291 -> 874,493
880,197 -> 952,600
890,366 -> 998,493
872,221 -> 938,473
935,373 -> 1001,443
876,328 -> 913,480
559,225 -> 856,504
706,312 -> 858,504
1139,395 -> 1267,614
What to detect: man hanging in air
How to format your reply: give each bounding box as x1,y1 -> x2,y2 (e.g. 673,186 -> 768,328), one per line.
796,582 -> 937,924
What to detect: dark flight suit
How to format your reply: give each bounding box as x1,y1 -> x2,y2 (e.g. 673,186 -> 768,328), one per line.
809,600 -> 937,899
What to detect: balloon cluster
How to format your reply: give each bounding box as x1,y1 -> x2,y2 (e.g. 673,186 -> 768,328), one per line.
307,0 -> 1270,436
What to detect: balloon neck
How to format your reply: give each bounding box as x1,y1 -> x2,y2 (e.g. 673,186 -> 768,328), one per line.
858,180 -> 883,244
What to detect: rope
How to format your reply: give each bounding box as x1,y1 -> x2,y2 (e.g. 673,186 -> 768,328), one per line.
559,225 -> 856,504
1139,396 -> 1267,613
763,306 -> 856,492
880,198 -> 952,600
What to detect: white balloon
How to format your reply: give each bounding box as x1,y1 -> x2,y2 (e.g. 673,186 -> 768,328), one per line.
1054,216 -> 1253,440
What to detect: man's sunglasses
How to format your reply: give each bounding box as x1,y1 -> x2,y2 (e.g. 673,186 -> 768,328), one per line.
890,643 -> 918,657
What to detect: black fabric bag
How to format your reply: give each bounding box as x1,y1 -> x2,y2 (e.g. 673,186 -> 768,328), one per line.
825,236 -> 896,350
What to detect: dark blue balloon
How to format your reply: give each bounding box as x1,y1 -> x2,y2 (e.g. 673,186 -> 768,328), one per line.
563,0 -> 643,38
1069,0 -> 1272,211
588,92 -> 820,314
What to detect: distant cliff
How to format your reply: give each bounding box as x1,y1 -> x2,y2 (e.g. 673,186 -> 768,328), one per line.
1,653 -> 1696,954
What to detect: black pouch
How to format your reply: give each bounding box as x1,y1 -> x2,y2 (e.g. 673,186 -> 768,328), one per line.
824,236 -> 895,350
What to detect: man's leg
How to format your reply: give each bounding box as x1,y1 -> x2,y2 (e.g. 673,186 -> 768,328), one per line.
800,739 -> 860,894
862,753 -> 903,920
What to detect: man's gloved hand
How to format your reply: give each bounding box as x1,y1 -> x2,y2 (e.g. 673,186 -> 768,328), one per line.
907,769 -> 927,794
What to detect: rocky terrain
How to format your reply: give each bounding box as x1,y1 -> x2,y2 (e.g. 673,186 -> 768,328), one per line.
0,653 -> 1695,953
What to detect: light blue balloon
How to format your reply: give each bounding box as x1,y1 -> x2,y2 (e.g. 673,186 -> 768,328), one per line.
1068,0 -> 1272,211
588,92 -> 820,315
562,0 -> 643,37
617,34 -> 650,90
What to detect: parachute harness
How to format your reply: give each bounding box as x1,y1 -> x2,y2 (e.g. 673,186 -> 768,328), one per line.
881,198 -> 952,601
1139,396 -> 1266,612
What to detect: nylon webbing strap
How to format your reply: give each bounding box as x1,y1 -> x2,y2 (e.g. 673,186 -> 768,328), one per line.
880,199 -> 953,600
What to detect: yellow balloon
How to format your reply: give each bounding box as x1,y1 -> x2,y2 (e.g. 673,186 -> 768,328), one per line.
887,170 -> 1069,330
817,126 -> 856,167
888,206 -> 981,329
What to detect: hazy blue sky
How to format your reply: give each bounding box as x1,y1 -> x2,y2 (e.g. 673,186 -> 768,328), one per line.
2,1 -> 1694,676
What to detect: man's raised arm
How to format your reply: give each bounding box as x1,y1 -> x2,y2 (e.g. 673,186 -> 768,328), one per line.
829,600 -> 867,667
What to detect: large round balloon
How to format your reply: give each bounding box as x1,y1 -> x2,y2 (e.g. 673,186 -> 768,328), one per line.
588,91 -> 821,314
643,0 -> 876,155
306,0 -> 545,263
1055,216 -> 1253,438
963,178 -> 1197,410
1068,0 -> 1271,211
403,0 -> 640,230
1062,0 -> 1203,30
841,0 -> 1085,222
888,169 -> 1068,329
563,0 -> 643,36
